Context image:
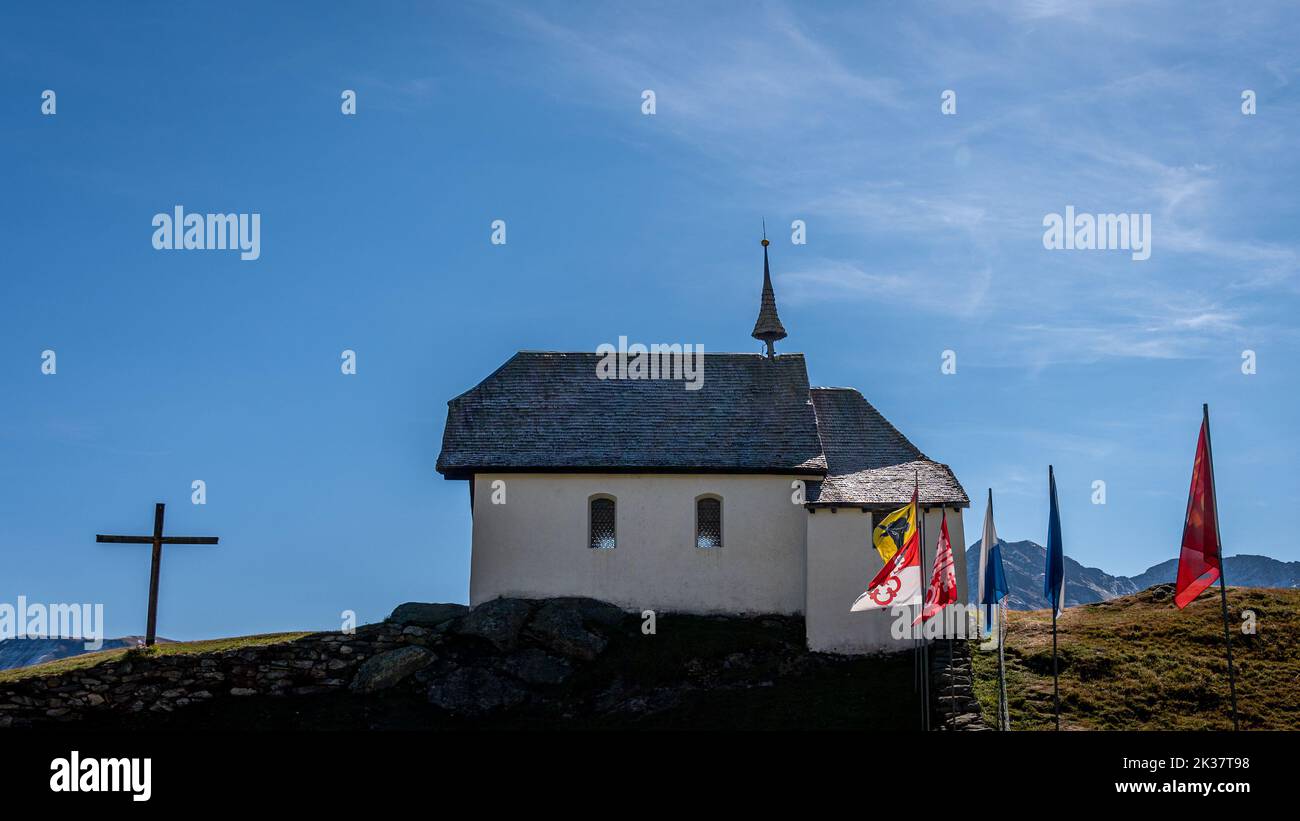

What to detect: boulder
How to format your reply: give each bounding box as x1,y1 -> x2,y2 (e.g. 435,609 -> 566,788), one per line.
500,649 -> 573,686
349,646 -> 436,693
452,598 -> 533,651
524,601 -> 608,660
546,597 -> 626,628
387,602 -> 468,628
427,668 -> 526,715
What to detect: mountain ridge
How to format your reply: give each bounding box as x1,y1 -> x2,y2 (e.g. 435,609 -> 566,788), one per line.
0,636 -> 171,672
965,539 -> 1300,610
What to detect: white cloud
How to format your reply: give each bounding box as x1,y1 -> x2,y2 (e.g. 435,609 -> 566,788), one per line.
492,1 -> 1300,366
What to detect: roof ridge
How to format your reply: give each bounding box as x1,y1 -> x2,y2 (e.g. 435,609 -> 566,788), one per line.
437,349 -> 824,476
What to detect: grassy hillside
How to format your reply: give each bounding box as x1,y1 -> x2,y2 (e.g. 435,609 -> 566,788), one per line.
970,585 -> 1300,730
0,633 -> 309,685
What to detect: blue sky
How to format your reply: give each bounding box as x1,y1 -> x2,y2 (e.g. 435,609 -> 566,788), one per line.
2,1 -> 1298,640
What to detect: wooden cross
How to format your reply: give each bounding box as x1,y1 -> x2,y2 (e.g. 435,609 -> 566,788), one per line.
96,503 -> 219,647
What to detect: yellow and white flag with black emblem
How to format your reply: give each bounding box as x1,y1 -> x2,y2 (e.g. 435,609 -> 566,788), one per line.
871,485 -> 918,565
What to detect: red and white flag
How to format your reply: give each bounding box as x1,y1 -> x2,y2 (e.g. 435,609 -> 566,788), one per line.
851,521 -> 922,612
915,510 -> 959,624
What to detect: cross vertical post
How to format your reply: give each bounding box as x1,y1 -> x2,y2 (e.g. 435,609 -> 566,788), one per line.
146,503 -> 166,647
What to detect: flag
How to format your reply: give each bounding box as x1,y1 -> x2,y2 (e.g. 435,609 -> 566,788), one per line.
978,489 -> 1008,630
1044,466 -> 1065,615
851,520 -> 922,612
1174,414 -> 1221,609
871,485 -> 918,565
916,510 -> 959,624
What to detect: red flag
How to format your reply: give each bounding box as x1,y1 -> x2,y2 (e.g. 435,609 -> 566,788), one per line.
915,510 -> 958,624
1174,416 -> 1221,609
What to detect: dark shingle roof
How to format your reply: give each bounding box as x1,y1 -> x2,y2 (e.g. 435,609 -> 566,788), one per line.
807,387 -> 968,507
436,352 -> 826,477
435,353 -> 967,508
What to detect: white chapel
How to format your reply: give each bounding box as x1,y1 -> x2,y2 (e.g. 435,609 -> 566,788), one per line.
436,241 -> 969,654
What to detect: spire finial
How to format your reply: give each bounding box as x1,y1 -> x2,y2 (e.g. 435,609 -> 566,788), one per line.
751,226 -> 787,357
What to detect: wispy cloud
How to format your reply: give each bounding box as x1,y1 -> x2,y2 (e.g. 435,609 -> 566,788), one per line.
492,0 -> 1300,366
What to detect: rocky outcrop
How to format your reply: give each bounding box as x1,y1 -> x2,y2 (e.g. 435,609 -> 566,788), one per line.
0,597 -> 926,731
450,598 -> 533,651
524,600 -> 608,660
0,597 -> 622,728
350,646 -> 436,693
498,649 -> 572,686
427,667 -> 527,714
387,603 -> 467,629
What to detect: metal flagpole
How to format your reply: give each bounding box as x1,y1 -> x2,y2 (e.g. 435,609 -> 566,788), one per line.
1049,465 -> 1061,731
1203,403 -> 1240,731
911,473 -> 925,731
948,635 -> 956,730
998,599 -> 1010,730
916,605 -> 923,731
919,499 -> 930,731
915,493 -> 925,706
1052,604 -> 1060,730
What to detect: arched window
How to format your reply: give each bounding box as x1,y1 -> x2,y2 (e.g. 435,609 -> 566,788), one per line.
696,495 -> 722,549
589,495 -> 616,549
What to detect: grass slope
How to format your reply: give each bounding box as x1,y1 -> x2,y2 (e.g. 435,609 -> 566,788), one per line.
0,633 -> 310,685
970,585 -> 1300,730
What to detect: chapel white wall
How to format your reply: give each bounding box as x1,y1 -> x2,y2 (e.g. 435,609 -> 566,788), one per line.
805,506 -> 967,655
469,473 -> 808,615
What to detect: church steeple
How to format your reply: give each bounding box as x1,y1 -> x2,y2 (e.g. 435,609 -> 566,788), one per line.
750,227 -> 788,358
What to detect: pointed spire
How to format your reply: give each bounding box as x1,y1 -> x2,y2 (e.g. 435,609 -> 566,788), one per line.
751,223 -> 787,357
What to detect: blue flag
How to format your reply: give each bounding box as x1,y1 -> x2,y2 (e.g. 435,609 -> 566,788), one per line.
1044,465 -> 1065,614
978,489 -> 1008,629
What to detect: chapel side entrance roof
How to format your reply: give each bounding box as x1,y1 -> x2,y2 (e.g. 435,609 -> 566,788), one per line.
806,387 -> 969,509
436,351 -> 828,478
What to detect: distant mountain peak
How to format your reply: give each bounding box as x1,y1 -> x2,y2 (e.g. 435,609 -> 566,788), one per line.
965,540 -> 1300,610
0,636 -> 172,672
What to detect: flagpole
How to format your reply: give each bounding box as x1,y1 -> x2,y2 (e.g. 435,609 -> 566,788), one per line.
1203,403 -> 1240,731
1051,599 -> 1059,731
1049,465 -> 1060,732
915,475 -> 925,732
919,498 -> 929,732
911,472 -> 926,732
998,599 -> 1010,730
951,506 -> 961,732
993,604 -> 1003,729
948,631 -> 956,730
983,487 -> 1011,730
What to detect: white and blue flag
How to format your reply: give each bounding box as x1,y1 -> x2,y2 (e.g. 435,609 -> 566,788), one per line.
977,488 -> 1008,631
